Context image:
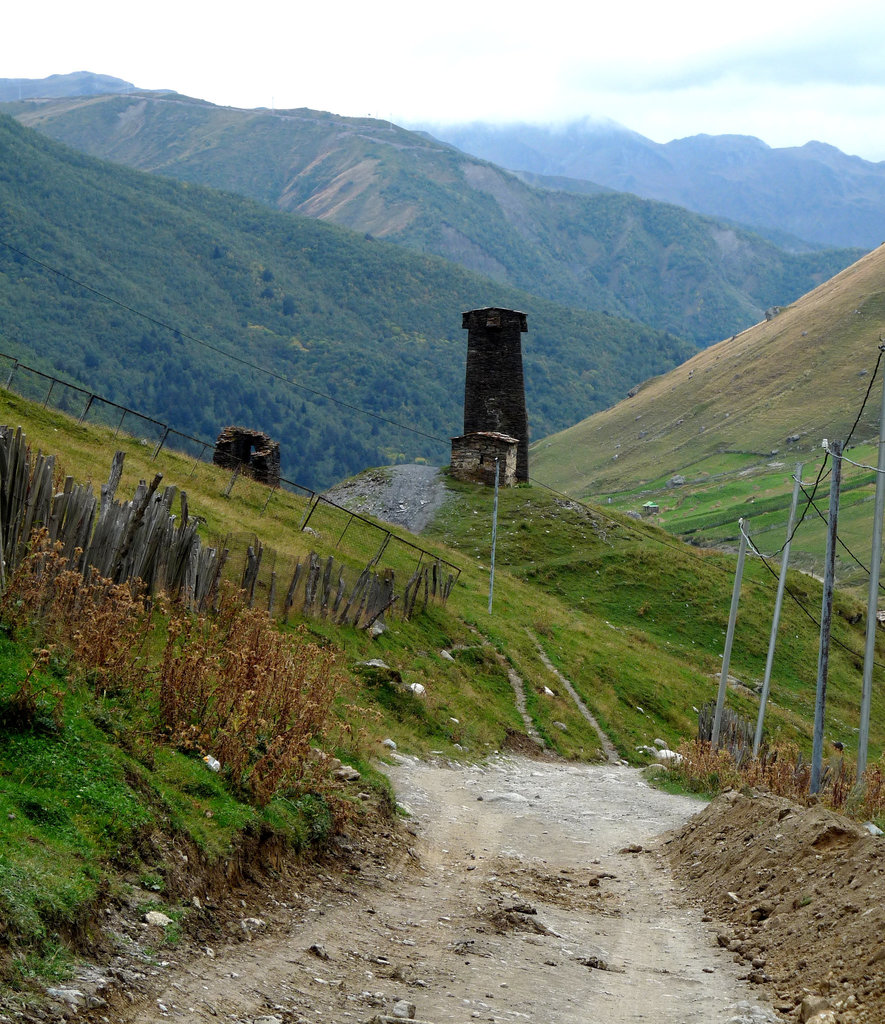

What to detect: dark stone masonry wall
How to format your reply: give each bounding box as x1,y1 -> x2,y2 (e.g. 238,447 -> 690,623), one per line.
462,307 -> 529,482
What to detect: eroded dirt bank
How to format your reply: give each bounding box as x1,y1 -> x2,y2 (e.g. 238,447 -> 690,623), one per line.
58,757 -> 786,1024
668,789 -> 885,1024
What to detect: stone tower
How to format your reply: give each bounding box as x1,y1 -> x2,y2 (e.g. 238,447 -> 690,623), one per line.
462,307 -> 529,481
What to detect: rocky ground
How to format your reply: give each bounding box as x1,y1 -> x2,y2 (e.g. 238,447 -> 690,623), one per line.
323,466 -> 448,534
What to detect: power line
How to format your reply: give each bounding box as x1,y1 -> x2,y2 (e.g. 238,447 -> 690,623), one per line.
797,480 -> 884,586
845,343 -> 884,448
747,522 -> 885,668
0,236 -> 449,446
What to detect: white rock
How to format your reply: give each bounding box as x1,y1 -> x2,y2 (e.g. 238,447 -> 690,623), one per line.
864,821 -> 884,836
240,917 -> 267,936
440,649 -> 456,662
653,738 -> 668,749
143,911 -> 173,927
410,682 -> 426,696
655,749 -> 683,765
381,738 -> 398,750
46,988 -> 86,1007
543,686 -> 555,696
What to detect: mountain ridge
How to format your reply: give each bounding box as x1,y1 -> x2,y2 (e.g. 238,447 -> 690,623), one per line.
3,90 -> 861,346
0,111 -> 694,490
418,119 -> 885,250
532,243 -> 885,499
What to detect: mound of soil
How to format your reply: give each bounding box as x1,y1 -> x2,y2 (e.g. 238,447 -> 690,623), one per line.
667,790 -> 885,1022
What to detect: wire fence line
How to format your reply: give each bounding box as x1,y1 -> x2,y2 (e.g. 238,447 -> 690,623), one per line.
0,352 -> 461,586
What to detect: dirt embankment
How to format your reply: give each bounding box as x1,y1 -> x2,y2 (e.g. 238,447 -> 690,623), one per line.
667,790 -> 885,1024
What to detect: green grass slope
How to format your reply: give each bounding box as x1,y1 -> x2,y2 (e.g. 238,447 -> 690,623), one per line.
5,389 -> 884,769
0,112 -> 693,491
531,245 -> 885,577
5,93 -> 863,345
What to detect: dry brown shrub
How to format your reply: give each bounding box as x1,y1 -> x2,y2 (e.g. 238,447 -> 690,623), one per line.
674,737 -> 885,822
158,588 -> 343,805
0,532 -> 152,690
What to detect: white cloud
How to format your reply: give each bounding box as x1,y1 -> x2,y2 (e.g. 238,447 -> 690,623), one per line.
3,0 -> 885,159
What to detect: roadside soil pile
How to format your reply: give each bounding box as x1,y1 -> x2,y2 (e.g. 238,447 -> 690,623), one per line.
667,790 -> 885,1024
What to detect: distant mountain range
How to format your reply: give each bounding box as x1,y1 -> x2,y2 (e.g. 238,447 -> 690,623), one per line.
417,120 -> 885,251
1,81 -> 861,347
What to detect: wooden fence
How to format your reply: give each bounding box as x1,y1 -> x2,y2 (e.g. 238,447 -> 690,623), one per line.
0,352 -> 460,586
0,427 -> 454,627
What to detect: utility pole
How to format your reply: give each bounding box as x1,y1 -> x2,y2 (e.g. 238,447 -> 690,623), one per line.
712,520 -> 748,748
858,343 -> 885,781
488,457 -> 500,614
753,463 -> 803,756
810,440 -> 842,795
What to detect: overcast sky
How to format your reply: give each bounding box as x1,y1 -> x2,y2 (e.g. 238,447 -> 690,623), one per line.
5,0 -> 885,160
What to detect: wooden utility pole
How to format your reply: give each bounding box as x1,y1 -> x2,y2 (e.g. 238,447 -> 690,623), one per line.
810,440 -> 842,795
753,463 -> 803,756
712,521 -> 748,748
858,344 -> 885,782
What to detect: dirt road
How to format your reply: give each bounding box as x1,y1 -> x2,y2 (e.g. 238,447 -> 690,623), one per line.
95,757 -> 780,1024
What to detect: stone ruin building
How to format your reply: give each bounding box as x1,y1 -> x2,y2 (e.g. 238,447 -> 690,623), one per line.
451,307 -> 529,486
450,431 -> 519,487
213,426 -> 281,487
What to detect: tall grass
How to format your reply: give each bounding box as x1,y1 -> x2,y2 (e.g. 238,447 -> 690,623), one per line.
158,592 -> 343,805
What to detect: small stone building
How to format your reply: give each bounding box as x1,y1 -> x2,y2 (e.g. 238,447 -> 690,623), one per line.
450,431 -> 519,487
213,426 -> 281,487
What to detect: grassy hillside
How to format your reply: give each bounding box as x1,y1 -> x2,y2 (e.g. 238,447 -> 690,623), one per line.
4,389 -> 883,766
531,245 -> 885,581
0,112 -> 693,491
4,93 -> 863,345
4,385 -> 885,996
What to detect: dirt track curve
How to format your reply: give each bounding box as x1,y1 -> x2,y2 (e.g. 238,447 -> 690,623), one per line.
100,757 -> 779,1024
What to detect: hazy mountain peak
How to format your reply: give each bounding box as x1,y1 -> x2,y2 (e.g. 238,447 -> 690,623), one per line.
0,72 -> 138,102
